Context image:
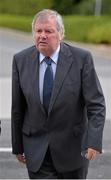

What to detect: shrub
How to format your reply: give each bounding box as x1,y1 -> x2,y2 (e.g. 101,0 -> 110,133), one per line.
87,23 -> 111,44
0,14 -> 32,32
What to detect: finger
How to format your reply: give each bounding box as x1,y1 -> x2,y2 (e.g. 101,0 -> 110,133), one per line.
18,158 -> 26,164
16,155 -> 26,164
20,157 -> 26,164
85,151 -> 97,160
85,152 -> 92,160
90,151 -> 97,160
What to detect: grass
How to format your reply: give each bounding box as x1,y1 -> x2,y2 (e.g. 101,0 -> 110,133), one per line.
0,14 -> 111,44
64,15 -> 111,44
0,14 -> 32,32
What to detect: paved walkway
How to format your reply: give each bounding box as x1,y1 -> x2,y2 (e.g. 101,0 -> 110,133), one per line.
70,41 -> 111,59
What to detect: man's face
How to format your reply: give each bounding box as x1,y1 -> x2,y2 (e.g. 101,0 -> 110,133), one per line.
33,17 -> 62,56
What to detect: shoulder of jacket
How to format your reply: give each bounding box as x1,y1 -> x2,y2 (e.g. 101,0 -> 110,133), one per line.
14,45 -> 37,58
63,42 -> 91,56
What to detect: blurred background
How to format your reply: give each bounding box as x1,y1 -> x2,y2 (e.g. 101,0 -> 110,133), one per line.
0,0 -> 111,44
0,0 -> 111,179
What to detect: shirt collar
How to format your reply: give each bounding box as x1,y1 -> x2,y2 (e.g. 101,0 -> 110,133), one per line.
39,45 -> 60,64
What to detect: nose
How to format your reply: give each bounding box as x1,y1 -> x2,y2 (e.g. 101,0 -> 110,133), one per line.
40,31 -> 47,39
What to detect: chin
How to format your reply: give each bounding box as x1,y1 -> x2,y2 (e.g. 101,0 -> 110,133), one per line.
40,49 -> 48,56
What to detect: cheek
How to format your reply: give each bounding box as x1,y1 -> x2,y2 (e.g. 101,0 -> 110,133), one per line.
34,35 -> 39,45
50,35 -> 60,43
33,33 -> 39,39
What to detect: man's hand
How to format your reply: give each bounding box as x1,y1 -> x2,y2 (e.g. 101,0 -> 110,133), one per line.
16,154 -> 26,164
85,148 -> 100,160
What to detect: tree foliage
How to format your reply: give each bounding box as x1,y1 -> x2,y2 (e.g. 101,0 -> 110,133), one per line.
0,0 -> 111,15
52,0 -> 84,14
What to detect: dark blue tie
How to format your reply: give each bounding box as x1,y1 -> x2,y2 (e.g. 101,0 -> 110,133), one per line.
43,57 -> 53,112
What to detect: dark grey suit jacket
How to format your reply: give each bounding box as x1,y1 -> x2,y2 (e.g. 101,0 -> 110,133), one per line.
11,42 -> 105,172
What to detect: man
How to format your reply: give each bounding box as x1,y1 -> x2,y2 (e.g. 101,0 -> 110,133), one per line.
11,9 -> 106,179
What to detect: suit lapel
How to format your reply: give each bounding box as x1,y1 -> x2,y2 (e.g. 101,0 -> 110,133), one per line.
28,47 -> 45,114
49,43 -> 73,113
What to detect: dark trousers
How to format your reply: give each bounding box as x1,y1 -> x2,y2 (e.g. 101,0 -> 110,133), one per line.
28,147 -> 89,179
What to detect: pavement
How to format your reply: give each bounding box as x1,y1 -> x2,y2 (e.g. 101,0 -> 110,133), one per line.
0,28 -> 111,179
68,41 -> 111,59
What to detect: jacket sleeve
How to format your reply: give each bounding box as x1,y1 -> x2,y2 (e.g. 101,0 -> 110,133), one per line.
11,55 -> 26,154
82,52 -> 106,152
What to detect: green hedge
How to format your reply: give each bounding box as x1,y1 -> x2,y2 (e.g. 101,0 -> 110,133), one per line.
0,14 -> 32,31
87,23 -> 111,44
64,15 -> 111,44
0,14 -> 111,44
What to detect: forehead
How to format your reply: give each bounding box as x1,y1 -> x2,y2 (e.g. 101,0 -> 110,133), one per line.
35,16 -> 57,28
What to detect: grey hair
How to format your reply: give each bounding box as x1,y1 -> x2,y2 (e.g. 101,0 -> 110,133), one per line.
32,9 -> 65,39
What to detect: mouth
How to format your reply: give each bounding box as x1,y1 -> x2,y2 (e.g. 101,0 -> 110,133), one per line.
39,42 -> 48,45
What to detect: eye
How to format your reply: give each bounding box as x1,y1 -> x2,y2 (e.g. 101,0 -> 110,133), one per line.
45,29 -> 53,33
35,29 -> 42,33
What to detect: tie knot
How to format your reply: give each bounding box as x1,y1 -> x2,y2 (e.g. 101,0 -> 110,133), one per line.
44,57 -> 52,65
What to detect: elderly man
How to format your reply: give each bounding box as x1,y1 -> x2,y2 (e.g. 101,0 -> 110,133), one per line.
11,9 -> 105,179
